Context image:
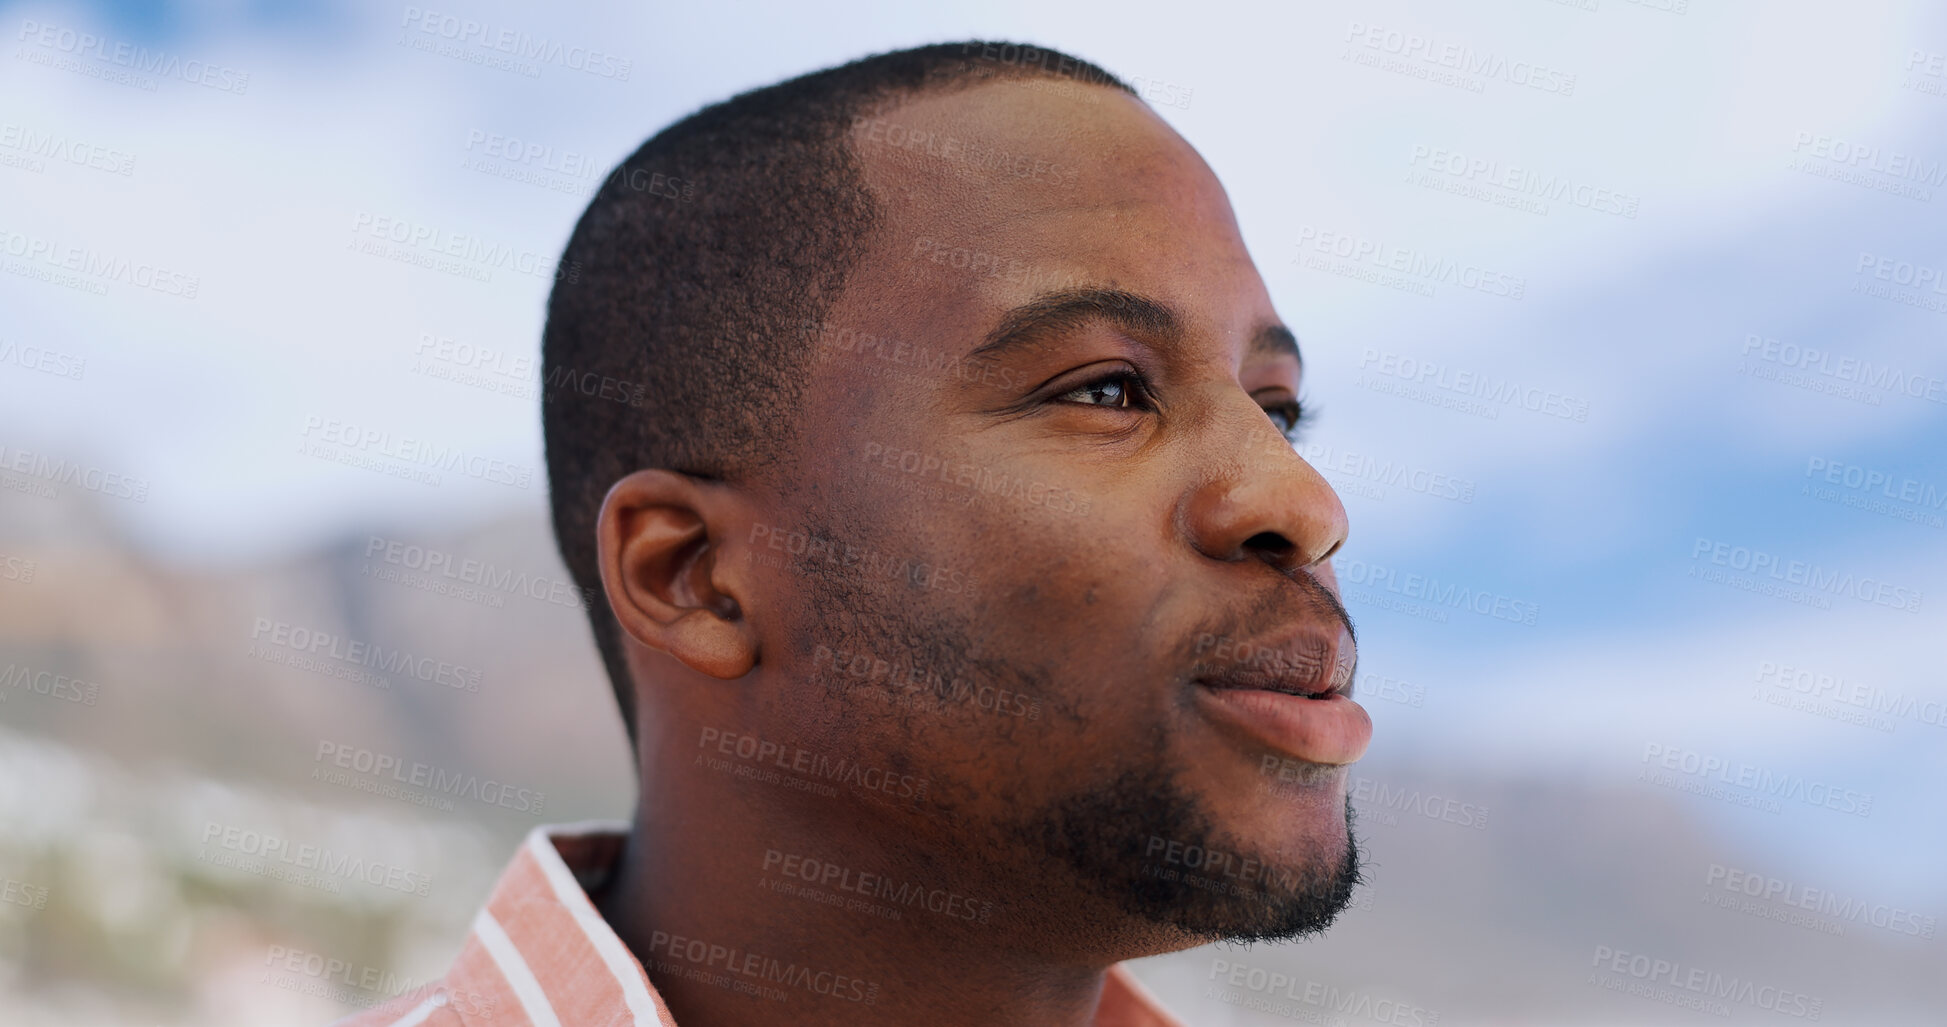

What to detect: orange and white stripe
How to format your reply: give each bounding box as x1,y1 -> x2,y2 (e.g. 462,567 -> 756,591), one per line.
330,821 -> 1180,1026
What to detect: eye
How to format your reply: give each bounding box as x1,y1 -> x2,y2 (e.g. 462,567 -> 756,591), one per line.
1261,396 -> 1314,444
1056,371 -> 1152,410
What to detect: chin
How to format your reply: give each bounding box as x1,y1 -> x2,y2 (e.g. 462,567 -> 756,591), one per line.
1173,806 -> 1363,947
1021,757 -> 1365,950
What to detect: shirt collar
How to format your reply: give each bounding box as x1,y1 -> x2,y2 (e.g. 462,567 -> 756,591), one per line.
440,821 -> 1183,1027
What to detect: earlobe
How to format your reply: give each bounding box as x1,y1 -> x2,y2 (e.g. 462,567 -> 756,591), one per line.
596,470 -> 758,680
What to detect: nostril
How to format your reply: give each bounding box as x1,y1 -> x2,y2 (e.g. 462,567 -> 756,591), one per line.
1243,531 -> 1295,560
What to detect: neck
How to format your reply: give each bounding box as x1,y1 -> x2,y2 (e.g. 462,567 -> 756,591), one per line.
593,735 -> 1127,1027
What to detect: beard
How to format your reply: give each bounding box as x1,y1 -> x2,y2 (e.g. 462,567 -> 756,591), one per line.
784,503 -> 1363,947
1008,755 -> 1363,944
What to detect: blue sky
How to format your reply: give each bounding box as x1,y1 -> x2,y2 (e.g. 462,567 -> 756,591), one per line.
6,0 -> 1943,909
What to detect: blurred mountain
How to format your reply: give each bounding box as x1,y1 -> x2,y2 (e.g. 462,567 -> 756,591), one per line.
0,488 -> 1937,1024
0,486 -> 633,809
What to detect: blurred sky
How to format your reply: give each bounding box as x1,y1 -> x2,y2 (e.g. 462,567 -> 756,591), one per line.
5,0 -> 1945,928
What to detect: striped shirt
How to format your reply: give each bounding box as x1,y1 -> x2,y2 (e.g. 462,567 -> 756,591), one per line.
332,821 -> 1186,1027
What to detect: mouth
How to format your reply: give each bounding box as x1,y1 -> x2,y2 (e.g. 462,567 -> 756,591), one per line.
1194,666 -> 1345,700
1191,624 -> 1371,766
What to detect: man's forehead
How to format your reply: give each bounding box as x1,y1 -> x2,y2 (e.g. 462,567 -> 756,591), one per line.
847,77 -> 1215,225
839,79 -> 1273,360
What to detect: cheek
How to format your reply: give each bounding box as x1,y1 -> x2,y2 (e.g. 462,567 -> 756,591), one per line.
982,533 -> 1138,652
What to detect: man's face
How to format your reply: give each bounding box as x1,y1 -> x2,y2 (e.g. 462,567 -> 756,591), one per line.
748,78 -> 1368,954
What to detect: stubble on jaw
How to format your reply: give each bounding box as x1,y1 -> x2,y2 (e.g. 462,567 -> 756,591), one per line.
777,507 -> 1364,951
1008,754 -> 1363,947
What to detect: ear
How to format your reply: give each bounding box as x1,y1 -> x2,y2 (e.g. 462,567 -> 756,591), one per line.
595,469 -> 757,680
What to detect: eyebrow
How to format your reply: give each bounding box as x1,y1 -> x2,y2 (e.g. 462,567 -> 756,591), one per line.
1253,324 -> 1301,363
968,287 -> 1302,367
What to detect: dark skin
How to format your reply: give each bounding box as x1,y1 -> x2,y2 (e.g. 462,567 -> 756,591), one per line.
592,78 -> 1362,1026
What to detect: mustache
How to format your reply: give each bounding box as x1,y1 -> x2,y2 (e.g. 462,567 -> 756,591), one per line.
1176,567 -> 1358,682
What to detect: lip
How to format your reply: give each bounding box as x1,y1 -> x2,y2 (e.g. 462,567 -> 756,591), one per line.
1194,686 -> 1372,766
1192,622 -> 1370,765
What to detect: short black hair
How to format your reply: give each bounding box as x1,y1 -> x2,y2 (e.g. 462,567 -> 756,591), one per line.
541,41 -> 1137,747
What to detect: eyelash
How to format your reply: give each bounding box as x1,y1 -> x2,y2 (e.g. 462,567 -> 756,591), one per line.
1056,370 -> 1314,443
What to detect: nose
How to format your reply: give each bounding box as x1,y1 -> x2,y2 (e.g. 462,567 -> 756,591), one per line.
1179,400 -> 1348,575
